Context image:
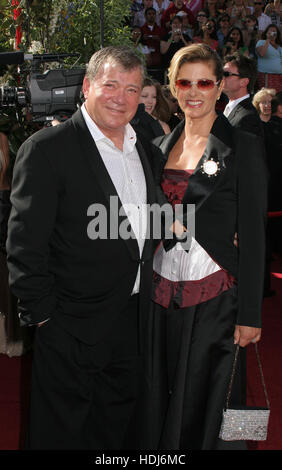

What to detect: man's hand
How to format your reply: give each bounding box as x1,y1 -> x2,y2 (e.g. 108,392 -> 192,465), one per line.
234,325 -> 261,347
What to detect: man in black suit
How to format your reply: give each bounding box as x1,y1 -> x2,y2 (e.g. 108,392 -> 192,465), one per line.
222,53 -> 263,137
6,46 -> 157,449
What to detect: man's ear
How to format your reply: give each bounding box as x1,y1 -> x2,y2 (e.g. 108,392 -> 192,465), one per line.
240,76 -> 249,90
83,77 -> 90,99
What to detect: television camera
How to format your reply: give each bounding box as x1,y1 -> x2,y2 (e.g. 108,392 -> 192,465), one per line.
0,51 -> 85,123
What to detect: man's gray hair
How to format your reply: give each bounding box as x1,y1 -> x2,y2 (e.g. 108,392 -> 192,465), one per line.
85,46 -> 145,83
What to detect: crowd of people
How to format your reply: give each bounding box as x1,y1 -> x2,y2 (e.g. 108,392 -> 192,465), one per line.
0,0 -> 281,454
129,0 -> 282,90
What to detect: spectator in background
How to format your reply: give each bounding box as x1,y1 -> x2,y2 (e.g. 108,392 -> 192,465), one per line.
131,25 -> 152,66
160,15 -> 192,68
253,0 -> 272,35
193,9 -> 208,36
128,0 -> 144,25
161,0 -> 195,31
176,10 -> 194,37
153,0 -> 171,25
256,24 -> 282,91
217,14 -> 231,49
217,0 -> 230,16
193,18 -> 219,50
223,53 -> 263,137
264,0 -> 282,32
242,14 -> 259,58
222,27 -> 250,57
141,7 -> 165,67
139,77 -> 171,133
204,0 -> 220,21
230,0 -> 252,30
253,87 -> 277,122
134,0 -> 154,27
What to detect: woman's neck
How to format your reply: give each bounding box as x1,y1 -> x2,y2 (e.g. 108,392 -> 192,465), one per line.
184,112 -> 217,140
260,114 -> 271,122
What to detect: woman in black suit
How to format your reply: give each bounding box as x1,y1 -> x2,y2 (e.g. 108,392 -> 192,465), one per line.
148,44 -> 267,450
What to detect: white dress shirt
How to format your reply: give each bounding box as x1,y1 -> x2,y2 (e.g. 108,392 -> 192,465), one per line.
81,104 -> 147,294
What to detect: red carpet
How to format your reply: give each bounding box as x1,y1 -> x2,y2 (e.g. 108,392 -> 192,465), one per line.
246,254 -> 282,450
0,257 -> 281,451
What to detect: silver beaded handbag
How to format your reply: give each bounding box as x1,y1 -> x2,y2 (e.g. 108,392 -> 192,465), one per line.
219,343 -> 270,441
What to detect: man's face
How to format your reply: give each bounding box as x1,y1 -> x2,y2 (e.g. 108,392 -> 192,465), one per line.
146,9 -> 156,24
83,61 -> 143,139
223,61 -> 244,99
254,1 -> 263,13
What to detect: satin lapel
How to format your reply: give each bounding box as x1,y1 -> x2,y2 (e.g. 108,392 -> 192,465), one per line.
227,98 -> 250,123
155,120 -> 185,181
182,115 -> 234,211
71,109 -> 140,261
227,104 -> 239,123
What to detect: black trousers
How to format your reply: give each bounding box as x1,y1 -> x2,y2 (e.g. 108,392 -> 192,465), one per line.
25,295 -> 144,450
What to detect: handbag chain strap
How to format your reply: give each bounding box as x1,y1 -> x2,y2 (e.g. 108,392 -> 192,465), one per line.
225,343 -> 270,410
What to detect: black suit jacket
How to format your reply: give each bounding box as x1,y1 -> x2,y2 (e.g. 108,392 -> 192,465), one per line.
227,96 -> 264,138
6,109 -> 157,345
152,114 -> 268,327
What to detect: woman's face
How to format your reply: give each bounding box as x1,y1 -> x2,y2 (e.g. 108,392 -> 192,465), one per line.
245,18 -> 257,30
259,94 -> 273,117
197,11 -> 208,25
132,27 -> 141,41
175,61 -> 223,121
171,18 -> 182,32
230,29 -> 241,44
139,85 -> 157,115
204,20 -> 215,34
219,17 -> 230,29
266,26 -> 278,42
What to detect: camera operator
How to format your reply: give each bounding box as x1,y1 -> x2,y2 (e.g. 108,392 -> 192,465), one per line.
160,15 -> 192,68
256,24 -> 282,92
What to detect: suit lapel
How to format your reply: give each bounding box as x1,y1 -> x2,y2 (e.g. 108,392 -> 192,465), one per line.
71,109 -> 140,261
156,115 -> 234,213
182,115 -> 234,212
227,97 -> 250,123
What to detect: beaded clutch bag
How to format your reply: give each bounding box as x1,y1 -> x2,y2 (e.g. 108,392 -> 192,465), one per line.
219,343 -> 270,441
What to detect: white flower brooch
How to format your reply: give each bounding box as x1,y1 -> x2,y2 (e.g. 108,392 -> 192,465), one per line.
201,158 -> 220,177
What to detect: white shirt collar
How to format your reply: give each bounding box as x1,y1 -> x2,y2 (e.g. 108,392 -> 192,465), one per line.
80,102 -> 137,151
228,94 -> 250,114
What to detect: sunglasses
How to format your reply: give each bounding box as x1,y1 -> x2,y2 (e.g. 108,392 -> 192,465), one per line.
223,71 -> 240,77
175,78 -> 220,90
197,14 -> 207,17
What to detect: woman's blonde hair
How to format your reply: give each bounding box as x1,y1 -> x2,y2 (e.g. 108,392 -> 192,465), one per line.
168,43 -> 224,97
252,88 -> 276,113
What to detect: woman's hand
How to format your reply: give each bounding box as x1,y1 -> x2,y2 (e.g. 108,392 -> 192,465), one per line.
234,325 -> 261,347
